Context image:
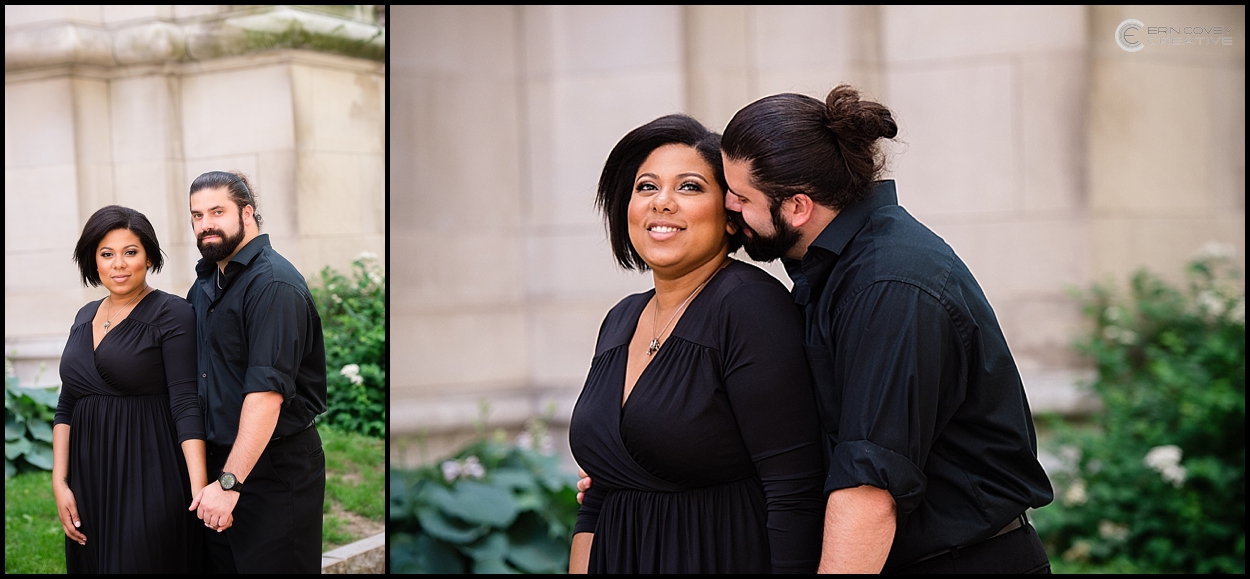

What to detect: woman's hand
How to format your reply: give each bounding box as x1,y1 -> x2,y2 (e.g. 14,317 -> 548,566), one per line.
52,479 -> 86,545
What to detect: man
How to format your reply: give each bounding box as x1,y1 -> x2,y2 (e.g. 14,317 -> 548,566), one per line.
720,85 -> 1054,573
186,170 -> 328,573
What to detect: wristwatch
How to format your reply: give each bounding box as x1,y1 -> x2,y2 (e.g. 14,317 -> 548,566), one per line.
219,471 -> 244,493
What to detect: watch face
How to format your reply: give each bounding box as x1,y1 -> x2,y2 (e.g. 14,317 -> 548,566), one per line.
221,473 -> 237,489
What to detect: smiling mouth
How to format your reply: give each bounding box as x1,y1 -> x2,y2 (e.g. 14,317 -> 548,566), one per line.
649,226 -> 683,233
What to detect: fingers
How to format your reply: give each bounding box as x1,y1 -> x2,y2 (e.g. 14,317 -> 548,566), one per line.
578,467 -> 588,479
189,493 -> 201,512
59,506 -> 86,544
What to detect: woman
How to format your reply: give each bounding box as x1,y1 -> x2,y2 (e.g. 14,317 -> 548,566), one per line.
53,205 -> 209,573
567,114 -> 826,573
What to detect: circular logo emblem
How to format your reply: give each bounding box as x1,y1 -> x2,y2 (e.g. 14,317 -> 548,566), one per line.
1116,19 -> 1145,52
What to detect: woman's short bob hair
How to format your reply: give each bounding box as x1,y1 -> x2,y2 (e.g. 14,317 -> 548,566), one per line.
72,205 -> 165,288
595,113 -> 742,271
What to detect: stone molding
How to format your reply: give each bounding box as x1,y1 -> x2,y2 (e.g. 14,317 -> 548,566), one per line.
5,6 -> 384,72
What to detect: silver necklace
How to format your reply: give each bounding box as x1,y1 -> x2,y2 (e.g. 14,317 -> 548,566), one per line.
647,269 -> 719,356
102,287 -> 146,332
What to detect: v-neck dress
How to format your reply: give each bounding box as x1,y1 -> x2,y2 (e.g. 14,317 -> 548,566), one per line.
569,260 -> 826,573
54,289 -> 205,574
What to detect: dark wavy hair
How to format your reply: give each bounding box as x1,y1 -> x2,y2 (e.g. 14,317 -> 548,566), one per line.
595,113 -> 742,271
722,84 -> 898,210
72,205 -> 165,287
188,170 -> 263,230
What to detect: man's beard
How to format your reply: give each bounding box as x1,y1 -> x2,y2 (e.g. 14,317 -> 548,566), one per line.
731,198 -> 803,262
197,212 -> 246,263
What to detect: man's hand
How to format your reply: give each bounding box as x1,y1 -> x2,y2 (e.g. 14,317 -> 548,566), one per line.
576,467 -> 591,505
191,481 -> 241,532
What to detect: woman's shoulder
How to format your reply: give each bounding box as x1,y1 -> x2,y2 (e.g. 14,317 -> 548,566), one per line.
593,290 -> 652,353
72,298 -> 105,326
143,288 -> 196,326
712,259 -> 793,304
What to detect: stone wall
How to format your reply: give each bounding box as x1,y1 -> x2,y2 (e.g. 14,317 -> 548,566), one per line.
388,5 -> 1244,469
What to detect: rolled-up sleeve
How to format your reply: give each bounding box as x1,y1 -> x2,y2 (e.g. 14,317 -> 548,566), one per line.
241,281 -> 309,402
825,280 -> 963,515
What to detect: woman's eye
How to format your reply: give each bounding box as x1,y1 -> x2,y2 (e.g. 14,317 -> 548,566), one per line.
679,182 -> 703,192
635,182 -> 657,193
126,250 -> 138,256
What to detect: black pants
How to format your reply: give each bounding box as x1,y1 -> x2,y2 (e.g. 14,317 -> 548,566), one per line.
204,425 -> 325,574
888,522 -> 1052,574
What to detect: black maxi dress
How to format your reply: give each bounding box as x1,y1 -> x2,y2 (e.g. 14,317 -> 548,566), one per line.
569,260 -> 826,573
55,289 -> 205,574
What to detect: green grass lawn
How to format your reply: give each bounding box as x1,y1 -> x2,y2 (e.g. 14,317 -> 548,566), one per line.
5,424 -> 382,574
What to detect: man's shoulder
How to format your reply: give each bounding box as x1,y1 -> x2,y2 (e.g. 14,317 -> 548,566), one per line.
248,245 -> 311,289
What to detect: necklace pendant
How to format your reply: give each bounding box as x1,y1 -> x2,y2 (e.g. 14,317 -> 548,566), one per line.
102,321 -> 111,331
647,338 -> 660,356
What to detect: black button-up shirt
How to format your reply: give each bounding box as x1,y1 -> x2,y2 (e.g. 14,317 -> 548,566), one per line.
782,180 -> 1054,571
188,234 -> 327,447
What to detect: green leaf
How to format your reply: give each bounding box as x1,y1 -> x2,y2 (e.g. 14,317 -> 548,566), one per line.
5,458 -> 14,478
429,480 -> 520,528
18,386 -> 60,408
462,531 -> 509,562
415,504 -> 490,545
26,418 -> 53,443
5,437 -> 31,460
5,413 -> 25,441
24,441 -> 54,470
507,531 -> 570,574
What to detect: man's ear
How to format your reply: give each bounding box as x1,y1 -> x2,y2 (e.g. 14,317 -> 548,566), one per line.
243,204 -> 254,227
785,194 -> 816,228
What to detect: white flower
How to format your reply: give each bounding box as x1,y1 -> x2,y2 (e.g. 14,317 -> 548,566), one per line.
1098,520 -> 1129,542
1144,445 -> 1183,472
356,251 -> 379,262
1197,290 -> 1226,318
441,460 -> 461,482
1193,241 -> 1235,262
331,293 -> 343,304
1063,478 -> 1088,506
462,455 -> 486,479
1117,329 -> 1138,345
1160,464 -> 1187,488
538,434 -> 555,455
1104,306 -> 1122,321
367,271 -> 383,286
516,431 -> 534,451
339,364 -> 364,385
1102,325 -> 1122,341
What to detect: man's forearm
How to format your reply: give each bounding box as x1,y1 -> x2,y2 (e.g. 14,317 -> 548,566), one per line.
819,485 -> 897,573
222,390 -> 283,481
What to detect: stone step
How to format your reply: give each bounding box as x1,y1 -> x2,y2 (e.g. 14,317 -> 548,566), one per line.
321,532 -> 385,574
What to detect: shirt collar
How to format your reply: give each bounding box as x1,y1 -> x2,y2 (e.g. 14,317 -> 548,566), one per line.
808,179 -> 897,257
194,233 -> 271,278
781,180 -> 897,304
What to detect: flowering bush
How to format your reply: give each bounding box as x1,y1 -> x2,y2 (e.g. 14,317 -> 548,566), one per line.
309,252 -> 385,437
388,411 -> 580,573
1032,244 -> 1245,573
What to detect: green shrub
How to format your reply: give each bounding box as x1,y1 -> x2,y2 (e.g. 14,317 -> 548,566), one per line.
309,252 -> 386,438
5,359 -> 59,478
388,407 -> 580,574
1032,245 -> 1245,573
